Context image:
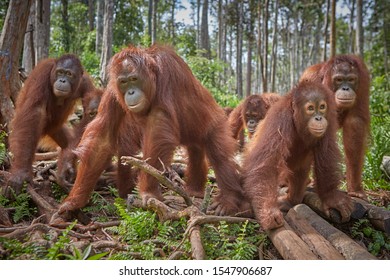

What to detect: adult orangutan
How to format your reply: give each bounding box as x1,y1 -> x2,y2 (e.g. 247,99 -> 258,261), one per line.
228,93 -> 280,144
243,81 -> 353,230
57,45 -> 248,217
300,54 -> 370,199
4,54 -> 98,196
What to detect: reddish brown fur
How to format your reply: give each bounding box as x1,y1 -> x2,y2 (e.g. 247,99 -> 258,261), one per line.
228,93 -> 280,147
6,54 -> 98,194
243,81 -> 353,230
300,54 -> 370,199
58,45 -> 248,216
56,88 -> 105,189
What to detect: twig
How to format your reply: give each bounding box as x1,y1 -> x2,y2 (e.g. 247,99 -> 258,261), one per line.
121,156 -> 193,206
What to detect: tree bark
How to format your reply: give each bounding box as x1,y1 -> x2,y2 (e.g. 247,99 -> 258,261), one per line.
200,0 -> 210,57
236,0 -> 243,97
35,0 -> 50,62
95,0 -> 104,55
270,0 -> 278,92
322,0 -> 330,61
22,3 -> 35,73
329,0 -> 336,58
355,0 -> 364,57
294,204 -> 377,260
262,0 -> 269,92
99,0 -> 113,85
0,0 -> 33,127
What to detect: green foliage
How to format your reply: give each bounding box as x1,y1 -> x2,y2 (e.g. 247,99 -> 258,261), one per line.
50,1 -> 91,55
363,116 -> 390,190
351,219 -> 390,256
82,191 -> 117,222
363,75 -> 390,190
109,199 -> 190,260
113,0 -> 144,47
114,199 -> 159,242
201,220 -> 265,260
0,237 -> 46,260
45,221 -> 77,259
186,53 -> 240,107
0,129 -> 7,165
370,74 -> 390,116
0,188 -> 37,223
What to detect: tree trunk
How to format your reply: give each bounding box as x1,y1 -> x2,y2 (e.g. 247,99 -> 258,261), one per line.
270,0 -> 278,92
35,0 -> 50,62
0,0 -> 33,127
88,0 -> 94,31
329,0 -> 336,58
60,0 -> 70,53
151,0 -> 158,44
200,0 -> 210,57
348,0 -> 355,53
236,0 -> 243,98
99,0 -> 113,85
170,0 -> 176,42
22,3 -> 35,73
95,0 -> 104,55
355,0 -> 364,57
262,0 -> 269,92
322,0 -> 330,61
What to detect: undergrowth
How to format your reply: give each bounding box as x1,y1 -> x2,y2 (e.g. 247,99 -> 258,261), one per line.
351,219 -> 390,256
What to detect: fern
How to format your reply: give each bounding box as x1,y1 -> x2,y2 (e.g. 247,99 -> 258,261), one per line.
45,220 -> 77,259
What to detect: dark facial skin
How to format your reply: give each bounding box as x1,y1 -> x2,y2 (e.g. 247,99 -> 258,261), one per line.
53,58 -> 81,97
245,112 -> 262,134
117,59 -> 150,114
332,62 -> 358,109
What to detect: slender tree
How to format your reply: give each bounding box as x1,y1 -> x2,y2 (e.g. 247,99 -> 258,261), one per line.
355,0 -> 363,57
99,0 -> 113,85
0,0 -> 33,127
200,0 -> 210,57
96,0 -> 103,54
330,0 -> 336,58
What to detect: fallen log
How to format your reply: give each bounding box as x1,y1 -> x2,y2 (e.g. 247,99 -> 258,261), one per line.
293,204 -> 377,260
285,208 -> 344,260
352,197 -> 390,235
303,190 -> 366,222
267,220 -> 318,260
189,226 -> 206,260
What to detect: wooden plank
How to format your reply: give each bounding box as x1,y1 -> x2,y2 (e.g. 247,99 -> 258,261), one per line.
303,191 -> 366,222
267,220 -> 318,260
285,208 -> 344,260
293,204 -> 377,260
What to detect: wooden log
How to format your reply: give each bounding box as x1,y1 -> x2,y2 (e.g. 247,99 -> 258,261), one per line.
267,219 -> 319,260
303,191 -> 366,222
285,208 -> 344,260
189,226 -> 206,260
352,197 -> 390,235
293,204 -> 377,260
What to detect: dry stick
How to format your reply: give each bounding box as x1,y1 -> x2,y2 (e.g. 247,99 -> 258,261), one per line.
27,184 -> 57,223
2,223 -> 90,240
34,151 -> 59,161
293,204 -> 377,260
121,156 -> 193,206
285,208 -> 344,260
